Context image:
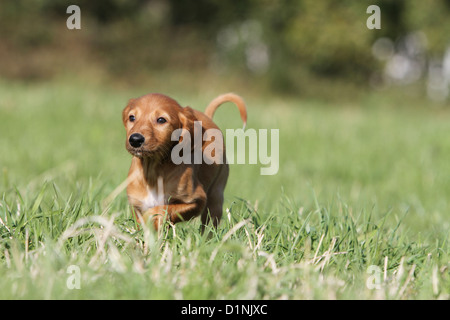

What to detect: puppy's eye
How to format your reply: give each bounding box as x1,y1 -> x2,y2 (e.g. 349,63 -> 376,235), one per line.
129,115 -> 135,122
157,117 -> 167,124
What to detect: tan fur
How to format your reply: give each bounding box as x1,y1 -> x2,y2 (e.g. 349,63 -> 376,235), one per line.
122,93 -> 247,230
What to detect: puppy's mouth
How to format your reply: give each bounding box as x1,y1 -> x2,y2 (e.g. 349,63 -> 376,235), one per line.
126,143 -> 168,159
129,148 -> 144,157
126,145 -> 152,157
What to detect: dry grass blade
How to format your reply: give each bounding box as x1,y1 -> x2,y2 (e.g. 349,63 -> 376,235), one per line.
209,219 -> 248,264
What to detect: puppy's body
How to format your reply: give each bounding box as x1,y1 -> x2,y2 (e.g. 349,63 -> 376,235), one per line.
123,93 -> 246,229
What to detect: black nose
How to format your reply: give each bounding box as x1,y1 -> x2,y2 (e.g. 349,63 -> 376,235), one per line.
129,133 -> 145,148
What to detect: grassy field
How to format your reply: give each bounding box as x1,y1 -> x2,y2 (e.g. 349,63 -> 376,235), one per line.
0,78 -> 448,299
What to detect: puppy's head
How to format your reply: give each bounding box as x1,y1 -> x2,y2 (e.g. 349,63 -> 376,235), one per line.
122,93 -> 196,160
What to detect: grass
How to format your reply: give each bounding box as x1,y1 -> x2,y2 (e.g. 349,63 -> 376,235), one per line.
0,78 -> 448,299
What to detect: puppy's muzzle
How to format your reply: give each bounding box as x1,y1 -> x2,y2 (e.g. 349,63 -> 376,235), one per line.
129,133 -> 145,148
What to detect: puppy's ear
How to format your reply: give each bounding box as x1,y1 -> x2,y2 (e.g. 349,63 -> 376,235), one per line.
178,106 -> 199,148
178,106 -> 195,136
122,99 -> 135,126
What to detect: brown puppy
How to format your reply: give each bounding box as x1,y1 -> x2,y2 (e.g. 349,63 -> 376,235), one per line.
122,93 -> 247,230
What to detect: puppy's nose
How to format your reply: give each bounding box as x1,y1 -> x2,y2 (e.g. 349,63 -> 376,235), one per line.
129,133 -> 145,148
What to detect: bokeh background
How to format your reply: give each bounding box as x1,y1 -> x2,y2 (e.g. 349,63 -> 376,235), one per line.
1,0 -> 450,101
0,0 -> 449,300
2,1 -> 450,207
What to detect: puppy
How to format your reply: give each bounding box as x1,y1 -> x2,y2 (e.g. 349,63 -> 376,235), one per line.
122,93 -> 247,230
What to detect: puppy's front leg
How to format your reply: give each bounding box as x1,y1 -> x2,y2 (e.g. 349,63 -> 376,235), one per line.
143,198 -> 206,230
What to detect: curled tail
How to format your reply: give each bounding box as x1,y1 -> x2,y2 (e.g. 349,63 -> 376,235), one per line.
205,93 -> 247,129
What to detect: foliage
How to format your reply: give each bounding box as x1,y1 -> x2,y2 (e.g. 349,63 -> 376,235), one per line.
1,1 -> 450,93
0,79 -> 448,299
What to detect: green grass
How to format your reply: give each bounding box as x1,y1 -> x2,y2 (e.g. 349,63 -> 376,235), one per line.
0,78 -> 448,299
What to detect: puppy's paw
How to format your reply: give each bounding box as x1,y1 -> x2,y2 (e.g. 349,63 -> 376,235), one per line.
142,206 -> 168,230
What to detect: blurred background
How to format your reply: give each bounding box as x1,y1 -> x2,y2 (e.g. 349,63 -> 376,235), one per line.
1,0 -> 450,101
1,1 -> 450,300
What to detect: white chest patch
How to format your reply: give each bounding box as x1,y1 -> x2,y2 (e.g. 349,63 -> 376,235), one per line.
141,187 -> 165,211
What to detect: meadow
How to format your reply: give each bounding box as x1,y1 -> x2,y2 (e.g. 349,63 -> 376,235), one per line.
0,77 -> 448,299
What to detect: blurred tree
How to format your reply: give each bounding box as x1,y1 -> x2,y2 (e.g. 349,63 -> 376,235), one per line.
0,0 -> 449,94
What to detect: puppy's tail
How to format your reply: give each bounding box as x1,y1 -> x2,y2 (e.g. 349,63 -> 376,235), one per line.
205,93 -> 247,129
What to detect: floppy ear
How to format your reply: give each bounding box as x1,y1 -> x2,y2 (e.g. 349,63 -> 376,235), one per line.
122,99 -> 135,126
178,106 -> 195,138
178,106 -> 200,149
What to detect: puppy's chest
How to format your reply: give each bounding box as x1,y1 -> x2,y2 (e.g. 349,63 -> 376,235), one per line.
140,187 -> 165,211
127,167 -> 193,212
